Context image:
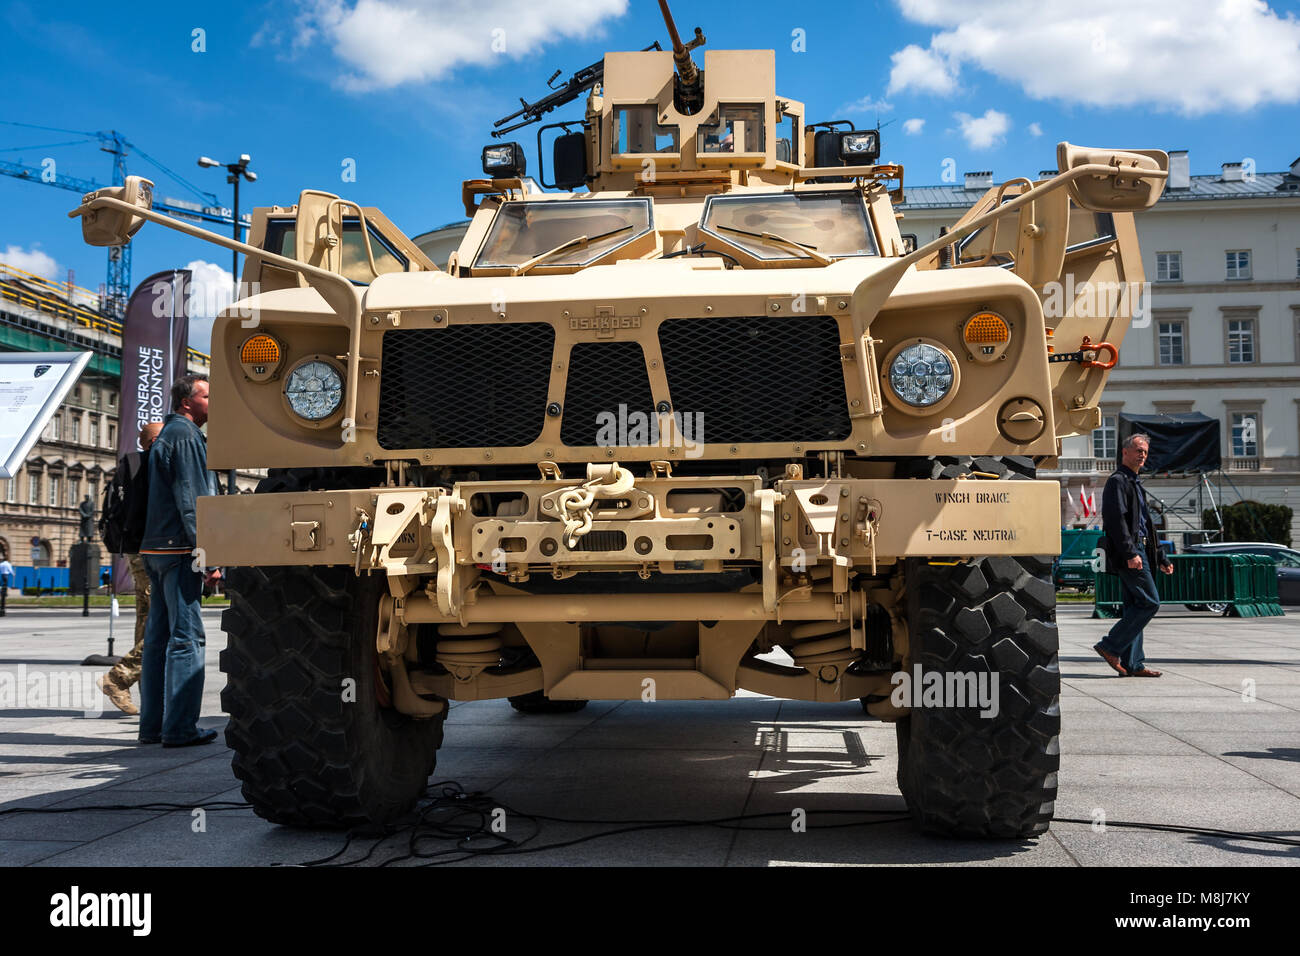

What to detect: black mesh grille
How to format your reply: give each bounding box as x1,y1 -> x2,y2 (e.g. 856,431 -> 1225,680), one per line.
659,316 -> 852,444
560,342 -> 654,446
569,530 -> 627,552
377,324 -> 554,449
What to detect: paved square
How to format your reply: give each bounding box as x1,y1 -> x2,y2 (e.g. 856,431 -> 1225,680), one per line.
1,604 -> 1296,865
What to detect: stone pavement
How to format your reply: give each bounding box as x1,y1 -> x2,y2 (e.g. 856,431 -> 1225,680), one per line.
1,605 -> 1297,866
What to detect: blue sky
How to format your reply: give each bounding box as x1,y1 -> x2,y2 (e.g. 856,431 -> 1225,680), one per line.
4,0 -> 1299,350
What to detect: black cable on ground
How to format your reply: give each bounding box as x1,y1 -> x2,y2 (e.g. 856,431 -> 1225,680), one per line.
6,788 -> 1297,865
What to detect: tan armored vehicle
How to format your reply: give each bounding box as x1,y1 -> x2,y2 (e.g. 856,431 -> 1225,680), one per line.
70,4 -> 1167,837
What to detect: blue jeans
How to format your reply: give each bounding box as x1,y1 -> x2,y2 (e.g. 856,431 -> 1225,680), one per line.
139,554 -> 207,743
1100,562 -> 1161,673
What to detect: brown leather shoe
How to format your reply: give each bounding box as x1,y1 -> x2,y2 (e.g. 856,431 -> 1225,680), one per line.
99,673 -> 139,715
1130,668 -> 1162,678
1092,643 -> 1127,676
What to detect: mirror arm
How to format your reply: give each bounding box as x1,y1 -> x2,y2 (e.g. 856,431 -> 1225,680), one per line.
850,161 -> 1168,329
891,163 -> 1168,277
69,195 -> 365,438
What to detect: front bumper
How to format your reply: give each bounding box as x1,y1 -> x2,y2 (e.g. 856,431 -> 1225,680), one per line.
199,472 -> 1060,621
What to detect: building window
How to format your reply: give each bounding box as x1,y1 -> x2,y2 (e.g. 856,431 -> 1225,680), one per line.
1155,251 -> 1182,282
90,417 -> 100,447
71,413 -> 81,444
5,474 -> 15,503
1092,415 -> 1117,460
88,478 -> 98,507
1231,411 -> 1259,458
1158,320 -> 1186,365
70,477 -> 81,508
29,473 -> 40,505
108,391 -> 117,408
49,412 -> 61,441
1226,250 -> 1251,280
49,475 -> 60,507
108,423 -> 116,449
1227,318 -> 1256,364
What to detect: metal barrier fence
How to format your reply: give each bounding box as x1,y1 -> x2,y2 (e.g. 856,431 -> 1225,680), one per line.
1094,553 -> 1284,618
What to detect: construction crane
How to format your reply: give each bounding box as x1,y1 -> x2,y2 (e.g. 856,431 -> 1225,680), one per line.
0,121 -> 249,319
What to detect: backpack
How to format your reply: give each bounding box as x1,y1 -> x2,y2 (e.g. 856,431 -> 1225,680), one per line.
99,449 -> 150,555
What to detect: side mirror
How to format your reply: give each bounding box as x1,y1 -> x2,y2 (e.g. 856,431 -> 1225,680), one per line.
1058,143 -> 1168,211
79,175 -> 154,246
552,131 -> 588,190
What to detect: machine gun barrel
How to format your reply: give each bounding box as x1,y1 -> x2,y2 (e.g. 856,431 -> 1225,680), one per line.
657,0 -> 703,110
492,58 -> 605,137
492,42 -> 663,137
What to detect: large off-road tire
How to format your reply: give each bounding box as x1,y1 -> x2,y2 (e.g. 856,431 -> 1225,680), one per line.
219,468 -> 442,828
895,456 -> 1060,838
508,690 -> 589,714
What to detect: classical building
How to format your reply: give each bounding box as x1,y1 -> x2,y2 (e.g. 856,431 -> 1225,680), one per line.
897,152 -> 1300,544
0,262 -> 235,570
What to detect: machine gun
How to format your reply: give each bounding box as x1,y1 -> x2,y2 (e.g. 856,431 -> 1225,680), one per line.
492,42 -> 663,138
658,0 -> 705,114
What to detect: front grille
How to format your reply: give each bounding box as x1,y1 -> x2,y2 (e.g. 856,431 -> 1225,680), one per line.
659,316 -> 852,444
377,324 -> 554,449
561,342 -> 655,446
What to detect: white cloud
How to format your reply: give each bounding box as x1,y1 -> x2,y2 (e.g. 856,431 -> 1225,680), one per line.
3,244 -> 61,281
1027,121 -> 1042,137
892,0 -> 1300,114
841,95 -> 893,116
887,43 -> 958,96
903,117 -> 926,135
183,260 -> 233,353
285,0 -> 630,91
954,109 -> 1010,149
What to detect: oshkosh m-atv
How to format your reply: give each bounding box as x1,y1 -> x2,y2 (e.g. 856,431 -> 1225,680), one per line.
70,3 -> 1168,838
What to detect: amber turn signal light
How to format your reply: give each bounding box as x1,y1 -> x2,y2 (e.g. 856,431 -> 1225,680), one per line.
240,333 -> 283,382
963,311 -> 1010,344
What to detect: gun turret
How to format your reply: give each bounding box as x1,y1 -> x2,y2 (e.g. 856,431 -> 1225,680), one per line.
658,0 -> 706,114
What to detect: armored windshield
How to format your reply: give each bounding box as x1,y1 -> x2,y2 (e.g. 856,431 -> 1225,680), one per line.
474,199 -> 654,269
701,191 -> 878,260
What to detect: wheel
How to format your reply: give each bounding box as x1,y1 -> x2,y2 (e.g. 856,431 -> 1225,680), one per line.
219,469 -> 442,828
1206,602 -> 1229,614
895,456 -> 1060,838
508,690 -> 589,714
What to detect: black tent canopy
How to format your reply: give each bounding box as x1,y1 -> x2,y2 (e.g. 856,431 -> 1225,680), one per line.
1117,412 -> 1222,474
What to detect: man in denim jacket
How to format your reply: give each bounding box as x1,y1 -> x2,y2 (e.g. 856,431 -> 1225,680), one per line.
138,373 -> 220,746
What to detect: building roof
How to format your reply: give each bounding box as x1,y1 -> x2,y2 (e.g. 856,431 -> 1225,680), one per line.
899,172 -> 1300,210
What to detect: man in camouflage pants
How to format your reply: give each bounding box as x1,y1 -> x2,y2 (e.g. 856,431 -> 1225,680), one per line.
99,422 -> 163,715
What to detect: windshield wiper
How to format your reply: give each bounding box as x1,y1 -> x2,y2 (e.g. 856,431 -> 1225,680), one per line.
715,224 -> 833,265
511,224 -> 635,275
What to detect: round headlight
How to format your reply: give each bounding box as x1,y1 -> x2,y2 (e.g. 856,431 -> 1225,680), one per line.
889,343 -> 954,408
284,359 -> 343,421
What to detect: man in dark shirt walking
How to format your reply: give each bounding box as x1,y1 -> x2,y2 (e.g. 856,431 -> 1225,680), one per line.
1095,433 -> 1174,678
138,374 -> 220,746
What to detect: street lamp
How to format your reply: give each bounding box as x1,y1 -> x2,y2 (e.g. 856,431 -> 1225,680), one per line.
197,153 -> 257,298
198,153 -> 257,497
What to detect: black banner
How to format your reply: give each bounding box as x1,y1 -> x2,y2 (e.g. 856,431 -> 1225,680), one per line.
112,270 -> 190,589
